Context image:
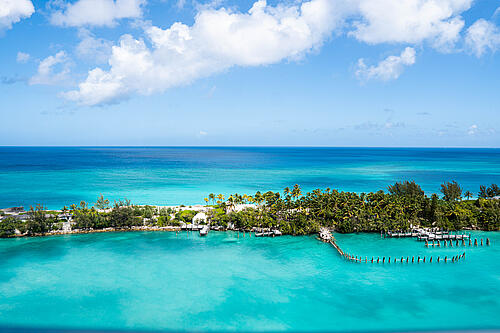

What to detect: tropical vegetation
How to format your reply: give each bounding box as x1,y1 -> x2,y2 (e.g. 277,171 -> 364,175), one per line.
0,182 -> 499,238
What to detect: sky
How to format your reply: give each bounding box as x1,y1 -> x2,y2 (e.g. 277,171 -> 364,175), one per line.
0,0 -> 499,147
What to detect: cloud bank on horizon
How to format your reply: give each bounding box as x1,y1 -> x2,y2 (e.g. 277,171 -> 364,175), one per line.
2,0 -> 500,106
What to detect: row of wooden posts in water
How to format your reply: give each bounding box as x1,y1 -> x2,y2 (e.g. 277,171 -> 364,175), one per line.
425,238 -> 490,247
330,239 -> 466,264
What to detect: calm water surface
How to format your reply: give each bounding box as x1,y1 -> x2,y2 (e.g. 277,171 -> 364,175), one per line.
0,231 -> 499,331
1,147 -> 499,209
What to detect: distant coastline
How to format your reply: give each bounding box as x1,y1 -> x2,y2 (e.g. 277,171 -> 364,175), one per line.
1,181 -> 499,239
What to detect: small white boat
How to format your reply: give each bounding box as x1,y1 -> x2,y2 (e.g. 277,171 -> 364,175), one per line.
200,225 -> 209,236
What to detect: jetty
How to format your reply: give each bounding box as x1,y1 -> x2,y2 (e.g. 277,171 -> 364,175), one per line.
254,228 -> 282,237
384,228 -> 470,241
319,228 -> 467,264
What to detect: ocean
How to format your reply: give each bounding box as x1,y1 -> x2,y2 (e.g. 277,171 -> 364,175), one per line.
1,147 -> 500,331
1,147 -> 500,209
0,231 -> 499,331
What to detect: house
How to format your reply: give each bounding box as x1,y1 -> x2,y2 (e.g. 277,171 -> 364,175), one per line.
192,212 -> 207,224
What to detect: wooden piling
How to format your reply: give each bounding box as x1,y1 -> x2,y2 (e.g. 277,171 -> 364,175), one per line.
412,256 -> 414,263
486,238 -> 490,246
430,256 -> 432,263
445,256 -> 447,262
480,239 -> 483,246
423,256 -> 426,263
474,239 -> 477,246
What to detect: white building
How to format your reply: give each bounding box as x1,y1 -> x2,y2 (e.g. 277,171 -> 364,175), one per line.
192,212 -> 208,224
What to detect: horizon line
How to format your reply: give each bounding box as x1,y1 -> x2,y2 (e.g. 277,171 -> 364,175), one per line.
0,145 -> 499,149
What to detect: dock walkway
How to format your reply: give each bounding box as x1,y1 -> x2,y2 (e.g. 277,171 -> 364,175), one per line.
319,228 -> 469,264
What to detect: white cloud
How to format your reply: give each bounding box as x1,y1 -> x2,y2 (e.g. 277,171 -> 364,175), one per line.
76,29 -> 113,64
64,0 -> 478,106
30,51 -> 71,85
468,124 -> 478,135
0,0 -> 34,31
16,51 -> 30,63
465,19 -> 500,57
199,131 -> 208,136
355,47 -> 416,82
350,0 -> 472,52
494,7 -> 500,18
50,0 -> 145,27
64,0 -> 346,105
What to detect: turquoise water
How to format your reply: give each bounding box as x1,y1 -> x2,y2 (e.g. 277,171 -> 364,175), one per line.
1,231 -> 499,331
1,147 -> 500,209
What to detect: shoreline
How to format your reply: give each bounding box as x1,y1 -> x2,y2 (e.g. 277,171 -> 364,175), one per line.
2,182 -> 500,239
2,225 -> 496,240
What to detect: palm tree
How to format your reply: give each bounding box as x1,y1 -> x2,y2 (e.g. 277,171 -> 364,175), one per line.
464,191 -> 473,200
292,184 -> 302,200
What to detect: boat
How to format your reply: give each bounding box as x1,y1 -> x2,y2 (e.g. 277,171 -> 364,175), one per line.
199,225 -> 209,236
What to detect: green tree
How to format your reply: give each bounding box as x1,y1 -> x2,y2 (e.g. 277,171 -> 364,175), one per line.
387,180 -> 424,198
26,204 -> 52,235
94,194 -> 110,210
0,217 -> 19,238
440,181 -> 462,201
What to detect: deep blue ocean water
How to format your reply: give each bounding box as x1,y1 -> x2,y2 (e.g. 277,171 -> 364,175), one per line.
0,147 -> 499,209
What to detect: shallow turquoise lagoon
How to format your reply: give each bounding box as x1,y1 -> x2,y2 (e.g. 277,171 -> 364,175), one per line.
0,231 -> 499,331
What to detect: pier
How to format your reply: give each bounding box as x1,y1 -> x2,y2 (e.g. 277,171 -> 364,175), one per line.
319,228 -> 468,264
384,228 -> 470,242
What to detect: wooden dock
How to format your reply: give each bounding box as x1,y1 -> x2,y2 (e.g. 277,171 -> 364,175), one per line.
385,228 -> 471,242
319,229 -> 468,264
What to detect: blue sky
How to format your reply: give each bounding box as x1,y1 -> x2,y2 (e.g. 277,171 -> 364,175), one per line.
0,0 -> 499,147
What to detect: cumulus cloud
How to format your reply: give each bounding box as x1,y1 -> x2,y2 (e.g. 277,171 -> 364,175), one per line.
50,0 -> 145,27
465,19 -> 500,57
64,0 -> 478,106
30,51 -> 71,85
0,0 -> 34,31
355,47 -> 416,82
16,51 -> 30,63
76,29 -> 113,64
351,0 -> 471,52
64,0 -> 346,105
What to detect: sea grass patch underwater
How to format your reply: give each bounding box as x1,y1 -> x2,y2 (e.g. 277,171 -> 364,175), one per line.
0,231 -> 499,331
